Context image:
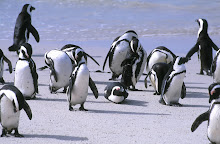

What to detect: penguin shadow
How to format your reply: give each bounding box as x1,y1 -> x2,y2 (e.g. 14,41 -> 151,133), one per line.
38,83 -> 49,87
32,54 -> 45,57
35,97 -> 66,102
93,81 -> 113,85
186,86 -> 207,90
24,134 -> 88,141
3,82 -> 14,85
122,99 -> 148,107
186,91 -> 208,99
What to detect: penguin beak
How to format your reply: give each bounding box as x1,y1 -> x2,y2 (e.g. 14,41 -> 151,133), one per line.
31,6 -> 35,11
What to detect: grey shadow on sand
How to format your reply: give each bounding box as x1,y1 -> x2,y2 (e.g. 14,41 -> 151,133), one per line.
122,99 -> 148,107
32,54 -> 45,57
186,91 -> 208,98
36,97 -> 66,102
183,104 -> 209,108
24,134 -> 88,141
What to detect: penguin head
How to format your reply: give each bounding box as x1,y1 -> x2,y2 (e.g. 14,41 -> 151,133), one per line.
197,18 -> 208,36
22,4 -> 35,16
71,49 -> 86,65
19,43 -> 32,59
208,83 -> 220,103
111,85 -> 128,97
173,56 -> 187,71
130,37 -> 141,53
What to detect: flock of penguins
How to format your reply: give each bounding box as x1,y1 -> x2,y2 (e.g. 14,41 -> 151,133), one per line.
1,3 -> 220,143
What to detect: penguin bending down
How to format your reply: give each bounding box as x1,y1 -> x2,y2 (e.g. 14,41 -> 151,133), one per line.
67,50 -> 98,111
159,57 -> 188,106
8,4 -> 39,54
121,37 -> 147,91
212,50 -> 220,82
0,49 -> 13,83
191,83 -> 220,144
103,30 -> 138,80
14,43 -> 38,99
186,19 -> 219,76
0,85 -> 32,137
104,82 -> 128,104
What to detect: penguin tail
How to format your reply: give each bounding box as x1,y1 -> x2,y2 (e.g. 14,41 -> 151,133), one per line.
8,44 -> 19,52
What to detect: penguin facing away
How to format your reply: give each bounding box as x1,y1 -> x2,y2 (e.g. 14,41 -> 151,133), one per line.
191,83 -> 220,144
8,4 -> 39,54
104,82 -> 128,104
67,50 -> 98,111
14,43 -> 38,99
0,85 -> 32,137
186,19 -> 219,75
211,50 -> 220,82
159,57 -> 188,106
0,49 -> 13,83
103,30 -> 138,80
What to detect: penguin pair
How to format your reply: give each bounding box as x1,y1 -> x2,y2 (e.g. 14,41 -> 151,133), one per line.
159,57 -> 188,106
8,4 -> 40,54
0,49 -> 13,83
120,37 -> 147,90
14,43 -> 38,99
186,19 -> 219,76
103,30 -> 138,80
191,83 -> 220,144
0,85 -> 32,137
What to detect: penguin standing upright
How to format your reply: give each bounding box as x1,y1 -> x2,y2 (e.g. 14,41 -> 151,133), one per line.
191,83 -> 220,144
0,85 -> 32,137
103,30 -> 138,80
67,50 -> 98,111
159,57 -> 188,106
121,37 -> 147,90
0,49 -> 13,83
14,43 -> 38,99
8,4 -> 39,54
212,50 -> 220,82
186,19 -> 219,75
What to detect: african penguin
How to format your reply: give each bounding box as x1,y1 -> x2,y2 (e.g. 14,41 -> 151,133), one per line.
121,37 -> 147,90
8,4 -> 39,54
159,57 -> 188,106
212,50 -> 220,82
104,82 -> 128,104
0,49 -> 13,83
14,43 -> 38,99
67,50 -> 98,111
103,30 -> 138,80
0,85 -> 32,137
191,83 -> 220,144
186,19 -> 219,75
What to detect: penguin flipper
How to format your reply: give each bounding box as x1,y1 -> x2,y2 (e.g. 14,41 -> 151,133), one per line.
28,24 -> 40,42
186,41 -> 199,58
89,76 -> 98,99
45,55 -> 58,82
38,66 -> 48,71
23,100 -> 32,120
84,52 -> 100,66
102,47 -> 112,71
29,59 -> 38,93
181,82 -> 186,99
191,110 -> 209,132
3,55 -> 12,73
209,38 -> 219,51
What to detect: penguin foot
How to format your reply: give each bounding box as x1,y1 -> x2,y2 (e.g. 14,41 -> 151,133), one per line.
153,92 -> 160,95
79,104 -> 88,111
62,87 -> 67,93
0,78 -> 5,84
69,106 -> 74,111
159,98 -> 166,105
1,129 -> 7,137
168,103 -> 182,107
14,129 -> 24,137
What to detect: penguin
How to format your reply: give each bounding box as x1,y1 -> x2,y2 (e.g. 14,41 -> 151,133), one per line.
44,50 -> 73,93
211,50 -> 220,82
0,49 -> 13,83
8,4 -> 39,54
191,83 -> 220,144
120,37 -> 147,90
14,43 -> 38,99
67,50 -> 98,111
104,82 -> 128,104
103,30 -> 138,80
0,85 -> 32,137
186,19 -> 219,75
159,57 -> 188,106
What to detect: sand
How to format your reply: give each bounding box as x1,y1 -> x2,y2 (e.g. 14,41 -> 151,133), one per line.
0,36 -> 216,144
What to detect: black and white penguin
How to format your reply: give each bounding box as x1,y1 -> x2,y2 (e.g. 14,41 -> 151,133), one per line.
159,57 -> 188,106
191,83 -> 220,144
103,30 -> 138,80
120,37 -> 147,90
211,50 -> 220,82
104,82 -> 128,104
8,4 -> 39,54
0,85 -> 32,137
186,19 -> 219,75
0,49 -> 13,83
14,43 -> 38,99
67,50 -> 98,111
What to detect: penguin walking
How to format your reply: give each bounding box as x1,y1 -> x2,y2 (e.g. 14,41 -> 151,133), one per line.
0,85 -> 32,137
121,37 -> 147,90
8,4 -> 39,54
191,83 -> 220,144
67,50 -> 98,111
159,57 -> 188,106
186,19 -> 219,75
0,49 -> 13,83
103,30 -> 138,80
104,82 -> 128,104
14,43 -> 38,99
212,50 -> 220,82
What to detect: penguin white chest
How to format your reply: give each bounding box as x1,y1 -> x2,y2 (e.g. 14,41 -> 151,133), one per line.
69,65 -> 89,105
15,60 -> 34,97
0,96 -> 20,131
108,95 -> 124,104
208,105 -> 220,143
